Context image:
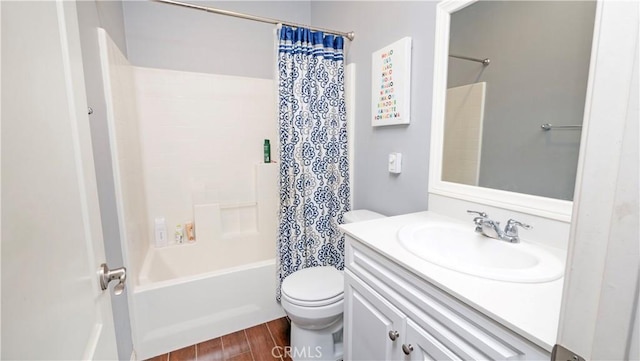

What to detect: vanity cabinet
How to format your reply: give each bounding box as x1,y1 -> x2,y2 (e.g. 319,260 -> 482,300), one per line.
345,275 -> 404,360
344,235 -> 550,361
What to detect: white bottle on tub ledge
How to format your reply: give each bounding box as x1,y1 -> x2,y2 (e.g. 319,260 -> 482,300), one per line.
154,217 -> 168,248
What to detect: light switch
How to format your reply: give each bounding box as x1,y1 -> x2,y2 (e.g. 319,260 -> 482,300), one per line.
388,152 -> 402,174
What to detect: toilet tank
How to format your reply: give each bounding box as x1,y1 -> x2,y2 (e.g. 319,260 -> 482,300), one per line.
343,209 -> 385,224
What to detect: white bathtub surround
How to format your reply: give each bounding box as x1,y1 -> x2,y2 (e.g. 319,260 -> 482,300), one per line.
133,67 -> 278,245
139,163 -> 278,284
340,211 -> 566,351
442,82 -> 486,186
98,29 -> 150,287
132,163 -> 282,358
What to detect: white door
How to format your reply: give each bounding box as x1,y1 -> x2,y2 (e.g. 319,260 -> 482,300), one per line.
1,1 -> 119,359
556,1 -> 639,360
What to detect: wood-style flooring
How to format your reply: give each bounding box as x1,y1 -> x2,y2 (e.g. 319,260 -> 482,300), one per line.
145,317 -> 291,361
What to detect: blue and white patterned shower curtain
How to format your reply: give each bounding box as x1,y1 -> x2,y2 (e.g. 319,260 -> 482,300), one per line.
276,25 -> 350,300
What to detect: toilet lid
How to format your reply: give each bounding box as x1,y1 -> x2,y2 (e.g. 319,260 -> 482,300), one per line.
282,266 -> 344,305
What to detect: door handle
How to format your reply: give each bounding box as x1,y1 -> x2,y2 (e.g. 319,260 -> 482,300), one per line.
388,330 -> 399,341
98,263 -> 127,296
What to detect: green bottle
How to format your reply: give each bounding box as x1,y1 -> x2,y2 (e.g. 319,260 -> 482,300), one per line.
263,139 -> 271,163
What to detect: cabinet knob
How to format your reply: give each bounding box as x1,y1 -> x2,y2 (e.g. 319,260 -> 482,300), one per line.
388,330 -> 399,341
402,344 -> 414,355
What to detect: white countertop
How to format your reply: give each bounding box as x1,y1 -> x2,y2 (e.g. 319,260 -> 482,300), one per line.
340,211 -> 565,352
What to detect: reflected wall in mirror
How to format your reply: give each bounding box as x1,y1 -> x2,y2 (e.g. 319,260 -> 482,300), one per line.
442,0 -> 596,201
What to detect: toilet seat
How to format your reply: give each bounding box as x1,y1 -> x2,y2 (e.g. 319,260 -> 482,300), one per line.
282,291 -> 343,307
281,266 -> 344,307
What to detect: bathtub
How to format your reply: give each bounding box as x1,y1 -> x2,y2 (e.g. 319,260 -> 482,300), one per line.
132,243 -> 285,360
126,163 -> 283,359
98,27 -> 285,359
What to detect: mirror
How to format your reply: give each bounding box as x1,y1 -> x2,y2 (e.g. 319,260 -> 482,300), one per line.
429,0 -> 597,221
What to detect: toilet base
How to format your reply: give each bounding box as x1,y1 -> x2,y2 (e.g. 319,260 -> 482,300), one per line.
289,317 -> 343,361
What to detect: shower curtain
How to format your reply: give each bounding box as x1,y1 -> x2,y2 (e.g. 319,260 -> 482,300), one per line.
276,25 -> 350,300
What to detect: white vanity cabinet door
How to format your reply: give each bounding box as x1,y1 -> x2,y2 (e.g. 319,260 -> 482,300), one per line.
344,270 -> 406,361
404,319 -> 462,361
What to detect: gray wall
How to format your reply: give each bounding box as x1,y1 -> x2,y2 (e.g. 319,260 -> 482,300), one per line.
448,1 -> 596,201
75,1 -> 133,359
123,1 -> 311,78
311,1 -> 436,216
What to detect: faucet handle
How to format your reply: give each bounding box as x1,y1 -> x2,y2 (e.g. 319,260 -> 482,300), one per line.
505,219 -> 532,236
467,210 -> 488,217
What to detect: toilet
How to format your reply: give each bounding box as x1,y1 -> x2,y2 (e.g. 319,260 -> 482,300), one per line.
280,209 -> 385,361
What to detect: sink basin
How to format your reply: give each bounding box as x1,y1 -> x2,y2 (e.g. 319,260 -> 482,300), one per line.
397,221 -> 564,283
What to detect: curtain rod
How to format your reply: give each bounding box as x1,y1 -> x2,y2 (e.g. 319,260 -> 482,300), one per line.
153,0 -> 355,41
449,54 -> 491,66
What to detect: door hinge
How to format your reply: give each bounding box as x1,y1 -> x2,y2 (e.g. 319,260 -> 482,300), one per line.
551,344 -> 586,361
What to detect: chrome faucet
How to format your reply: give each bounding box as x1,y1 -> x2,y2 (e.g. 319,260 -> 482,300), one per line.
467,210 -> 531,243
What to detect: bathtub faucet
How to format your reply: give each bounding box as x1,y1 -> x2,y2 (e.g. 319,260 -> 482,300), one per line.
466,210 -> 531,243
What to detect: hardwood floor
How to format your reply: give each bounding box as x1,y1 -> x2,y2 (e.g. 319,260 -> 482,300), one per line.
145,317 -> 291,361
